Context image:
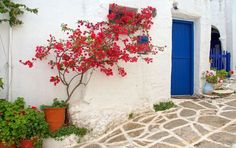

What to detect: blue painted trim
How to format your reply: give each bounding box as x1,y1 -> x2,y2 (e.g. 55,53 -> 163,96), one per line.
173,19 -> 194,95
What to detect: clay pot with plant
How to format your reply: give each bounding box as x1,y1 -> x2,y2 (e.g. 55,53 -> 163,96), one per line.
21,3 -> 164,130
19,107 -> 49,148
216,69 -> 229,81
0,98 -> 25,148
0,98 -> 48,148
40,99 -> 68,132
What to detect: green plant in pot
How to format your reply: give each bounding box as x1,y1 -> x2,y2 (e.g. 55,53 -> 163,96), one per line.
19,107 -> 49,148
0,98 -> 25,148
202,70 -> 217,94
40,99 -> 68,132
216,69 -> 228,80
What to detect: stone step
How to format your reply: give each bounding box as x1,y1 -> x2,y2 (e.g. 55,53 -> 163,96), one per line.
213,89 -> 234,97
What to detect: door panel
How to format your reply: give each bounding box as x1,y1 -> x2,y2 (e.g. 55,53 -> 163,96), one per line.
171,20 -> 194,96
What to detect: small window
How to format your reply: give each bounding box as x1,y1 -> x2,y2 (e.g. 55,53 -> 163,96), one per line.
108,4 -> 138,23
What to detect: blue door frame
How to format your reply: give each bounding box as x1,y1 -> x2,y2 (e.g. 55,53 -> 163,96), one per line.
171,20 -> 194,96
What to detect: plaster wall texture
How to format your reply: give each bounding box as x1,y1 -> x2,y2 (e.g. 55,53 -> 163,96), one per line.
225,0 -> 233,52
0,21 -> 9,99
232,0 -> 236,71
0,0 -> 216,138
8,0 -> 172,137
210,0 -> 236,71
210,0 -> 227,51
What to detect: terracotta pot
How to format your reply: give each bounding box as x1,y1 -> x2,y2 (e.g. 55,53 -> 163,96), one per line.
20,140 -> 34,148
0,143 -> 16,148
44,108 -> 65,132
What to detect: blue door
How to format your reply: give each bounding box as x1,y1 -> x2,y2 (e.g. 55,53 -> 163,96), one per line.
171,20 -> 194,96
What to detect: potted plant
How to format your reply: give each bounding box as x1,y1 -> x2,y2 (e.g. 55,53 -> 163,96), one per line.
216,69 -> 229,80
19,107 -> 49,148
202,70 -> 218,94
40,99 -> 67,132
0,98 -> 25,148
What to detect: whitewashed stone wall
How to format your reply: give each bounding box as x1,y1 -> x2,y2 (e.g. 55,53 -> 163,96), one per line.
210,0 -> 227,50
210,0 -> 236,71
1,0 -> 232,137
0,21 -> 9,99
232,0 -> 236,71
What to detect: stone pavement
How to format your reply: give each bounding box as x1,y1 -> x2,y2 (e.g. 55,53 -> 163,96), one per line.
78,94 -> 236,148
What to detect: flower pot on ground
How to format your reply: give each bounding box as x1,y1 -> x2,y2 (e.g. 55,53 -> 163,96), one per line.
0,143 -> 16,148
41,99 -> 67,132
0,98 -> 25,147
203,82 -> 214,95
44,108 -> 65,132
19,107 -> 49,148
202,70 -> 218,94
20,140 -> 34,148
0,98 -> 48,148
216,69 -> 229,80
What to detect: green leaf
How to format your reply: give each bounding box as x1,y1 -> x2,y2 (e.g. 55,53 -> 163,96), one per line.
0,0 -> 38,27
153,101 -> 175,112
0,77 -> 4,89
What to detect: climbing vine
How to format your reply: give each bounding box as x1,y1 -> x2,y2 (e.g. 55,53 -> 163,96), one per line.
0,0 -> 38,27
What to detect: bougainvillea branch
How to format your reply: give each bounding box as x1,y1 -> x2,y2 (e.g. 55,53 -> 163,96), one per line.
21,4 -> 165,103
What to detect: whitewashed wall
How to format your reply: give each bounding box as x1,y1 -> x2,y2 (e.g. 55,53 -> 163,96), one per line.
232,0 -> 236,71
0,0 -> 214,138
10,0 -> 172,137
210,0 -> 227,51
0,21 -> 9,99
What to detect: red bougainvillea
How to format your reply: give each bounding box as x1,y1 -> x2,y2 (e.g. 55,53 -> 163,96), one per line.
21,4 -> 164,103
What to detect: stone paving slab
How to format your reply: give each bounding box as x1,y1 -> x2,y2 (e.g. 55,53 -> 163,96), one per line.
77,94 -> 236,148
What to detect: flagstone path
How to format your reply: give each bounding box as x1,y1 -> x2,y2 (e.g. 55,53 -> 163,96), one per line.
78,94 -> 236,148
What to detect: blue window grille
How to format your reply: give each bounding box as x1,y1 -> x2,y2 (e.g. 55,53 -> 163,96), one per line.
210,49 -> 231,72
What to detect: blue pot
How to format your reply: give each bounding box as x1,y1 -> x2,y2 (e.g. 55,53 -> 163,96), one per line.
203,82 -> 214,95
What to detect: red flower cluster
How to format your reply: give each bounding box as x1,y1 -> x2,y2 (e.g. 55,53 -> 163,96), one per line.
19,60 -> 33,68
20,4 -> 164,102
50,76 -> 60,86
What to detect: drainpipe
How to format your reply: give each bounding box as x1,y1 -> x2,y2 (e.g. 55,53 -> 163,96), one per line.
7,27 -> 12,101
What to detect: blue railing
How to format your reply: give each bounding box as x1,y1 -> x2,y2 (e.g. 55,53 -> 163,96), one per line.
210,48 -> 231,72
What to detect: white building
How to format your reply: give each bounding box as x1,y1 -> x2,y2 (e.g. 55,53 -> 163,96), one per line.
0,0 -> 236,136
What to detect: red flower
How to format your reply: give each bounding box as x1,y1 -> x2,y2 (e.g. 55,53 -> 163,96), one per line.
107,13 -> 116,20
54,43 -> 64,51
31,106 -> 37,109
230,70 -> 234,75
20,4 -> 164,103
144,57 -> 153,64
50,76 -> 60,86
62,54 -> 70,61
91,32 -> 96,39
118,67 -> 127,77
19,60 -> 33,68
